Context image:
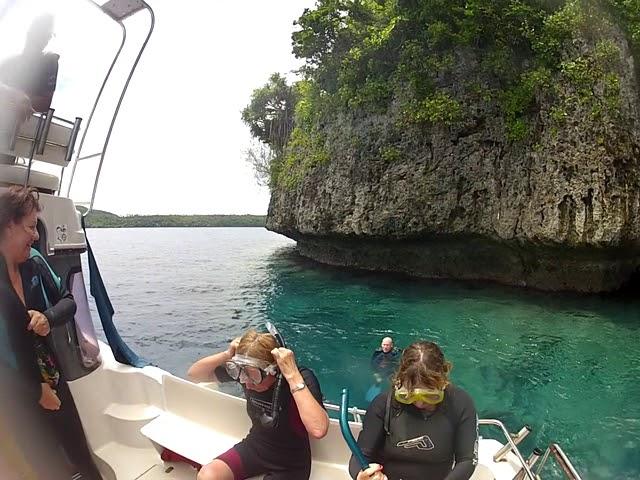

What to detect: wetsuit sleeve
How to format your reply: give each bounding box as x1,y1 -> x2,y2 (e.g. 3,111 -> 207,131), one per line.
40,265 -> 76,327
301,368 -> 324,407
213,365 -> 234,383
27,256 -> 75,327
445,389 -> 479,480
42,289 -> 76,327
349,392 -> 387,479
370,350 -> 381,370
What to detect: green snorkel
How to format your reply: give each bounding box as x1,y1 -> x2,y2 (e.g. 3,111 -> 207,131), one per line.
340,388 -> 386,479
340,388 -> 369,469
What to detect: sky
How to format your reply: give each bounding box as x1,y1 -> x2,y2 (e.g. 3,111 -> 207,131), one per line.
0,0 -> 316,215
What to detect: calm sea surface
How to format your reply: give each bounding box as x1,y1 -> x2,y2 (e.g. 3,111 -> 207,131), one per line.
85,227 -> 640,479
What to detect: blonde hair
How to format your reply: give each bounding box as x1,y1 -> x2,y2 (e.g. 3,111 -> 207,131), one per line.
393,341 -> 452,391
236,329 -> 278,363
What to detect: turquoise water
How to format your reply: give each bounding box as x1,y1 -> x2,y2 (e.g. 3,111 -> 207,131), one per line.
86,228 -> 640,479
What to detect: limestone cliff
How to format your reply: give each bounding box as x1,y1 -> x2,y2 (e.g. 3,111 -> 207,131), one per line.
266,8 -> 640,292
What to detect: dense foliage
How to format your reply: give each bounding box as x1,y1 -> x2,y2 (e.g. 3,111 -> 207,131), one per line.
243,0 -> 639,187
84,210 -> 266,228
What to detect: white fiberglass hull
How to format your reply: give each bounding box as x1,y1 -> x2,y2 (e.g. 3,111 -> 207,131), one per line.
66,341 -> 527,480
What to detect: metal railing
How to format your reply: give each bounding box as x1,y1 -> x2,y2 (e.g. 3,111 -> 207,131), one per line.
3,108 -> 82,190
536,443 -> 583,480
66,0 -> 155,213
324,402 -> 366,423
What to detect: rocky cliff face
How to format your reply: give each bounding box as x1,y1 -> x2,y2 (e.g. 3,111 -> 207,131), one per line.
267,20 -> 640,292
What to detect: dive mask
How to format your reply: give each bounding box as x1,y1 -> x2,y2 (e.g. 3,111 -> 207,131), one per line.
394,386 -> 446,405
224,354 -> 278,385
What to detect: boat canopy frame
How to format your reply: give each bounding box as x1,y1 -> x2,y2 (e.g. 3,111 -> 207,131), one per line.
65,0 -> 155,214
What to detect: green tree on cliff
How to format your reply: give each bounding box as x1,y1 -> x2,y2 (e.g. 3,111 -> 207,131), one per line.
244,0 -> 639,187
242,73 -> 298,186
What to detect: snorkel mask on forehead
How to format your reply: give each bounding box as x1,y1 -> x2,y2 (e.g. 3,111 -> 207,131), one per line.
394,386 -> 446,405
224,354 -> 278,386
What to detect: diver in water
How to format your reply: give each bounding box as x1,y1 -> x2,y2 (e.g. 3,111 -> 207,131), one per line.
188,327 -> 329,480
366,337 -> 401,403
371,337 -> 401,378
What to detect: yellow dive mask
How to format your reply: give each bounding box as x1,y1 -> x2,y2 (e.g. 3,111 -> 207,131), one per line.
394,386 -> 446,405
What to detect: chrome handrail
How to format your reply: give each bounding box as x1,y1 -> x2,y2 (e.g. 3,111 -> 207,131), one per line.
89,3 -> 155,214
324,402 -> 365,423
66,1 -> 155,210
478,419 -> 537,480
535,443 -> 582,480
23,111 -> 50,186
65,19 -> 126,198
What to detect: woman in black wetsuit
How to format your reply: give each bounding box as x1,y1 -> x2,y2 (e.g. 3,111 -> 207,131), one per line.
188,328 -> 329,480
0,185 -> 101,479
350,341 -> 478,480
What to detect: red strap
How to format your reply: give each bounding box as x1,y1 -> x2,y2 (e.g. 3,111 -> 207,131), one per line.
160,448 -> 202,470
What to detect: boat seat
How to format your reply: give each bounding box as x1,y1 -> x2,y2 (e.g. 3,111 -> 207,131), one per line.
141,375 -> 352,480
0,111 -> 79,166
0,163 -> 59,193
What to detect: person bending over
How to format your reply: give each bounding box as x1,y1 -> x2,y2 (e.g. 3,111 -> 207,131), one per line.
188,328 -> 329,480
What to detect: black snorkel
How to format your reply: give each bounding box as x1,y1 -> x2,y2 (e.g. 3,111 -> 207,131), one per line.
260,321 -> 286,428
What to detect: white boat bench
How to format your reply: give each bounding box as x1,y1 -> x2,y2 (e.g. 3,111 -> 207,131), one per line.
141,375 -> 354,480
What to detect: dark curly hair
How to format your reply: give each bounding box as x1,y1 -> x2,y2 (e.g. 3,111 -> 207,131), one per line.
0,186 -> 41,238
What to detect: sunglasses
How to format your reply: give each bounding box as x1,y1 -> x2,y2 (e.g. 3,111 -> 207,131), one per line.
394,386 -> 446,405
224,355 -> 277,385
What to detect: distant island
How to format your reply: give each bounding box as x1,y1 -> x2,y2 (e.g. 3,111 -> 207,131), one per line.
84,209 -> 266,228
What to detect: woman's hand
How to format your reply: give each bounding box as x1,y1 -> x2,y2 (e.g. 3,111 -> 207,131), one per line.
39,383 -> 61,411
271,347 -> 300,381
27,310 -> 50,336
226,337 -> 240,358
356,463 -> 387,480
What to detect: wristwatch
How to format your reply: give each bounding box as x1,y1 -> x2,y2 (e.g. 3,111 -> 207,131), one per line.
290,382 -> 306,394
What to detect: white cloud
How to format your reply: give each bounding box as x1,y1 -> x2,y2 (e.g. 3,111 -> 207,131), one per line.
0,0 -> 315,215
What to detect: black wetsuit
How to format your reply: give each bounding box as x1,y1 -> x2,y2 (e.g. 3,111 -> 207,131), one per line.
349,385 -> 478,480
20,254 -> 76,330
0,51 -> 59,112
214,365 -> 325,479
370,348 -> 401,378
2,257 -> 72,478
0,255 -> 101,479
